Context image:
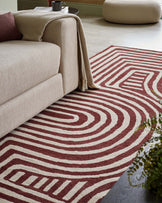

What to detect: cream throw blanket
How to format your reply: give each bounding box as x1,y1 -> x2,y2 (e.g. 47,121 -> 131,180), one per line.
14,10 -> 97,91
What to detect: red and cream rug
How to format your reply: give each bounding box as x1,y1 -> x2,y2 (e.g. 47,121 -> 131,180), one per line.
0,46 -> 162,203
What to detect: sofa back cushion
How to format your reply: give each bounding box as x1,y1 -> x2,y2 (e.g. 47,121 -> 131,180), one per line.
0,12 -> 22,42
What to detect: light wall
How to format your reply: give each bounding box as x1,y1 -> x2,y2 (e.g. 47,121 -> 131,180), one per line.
0,0 -> 17,12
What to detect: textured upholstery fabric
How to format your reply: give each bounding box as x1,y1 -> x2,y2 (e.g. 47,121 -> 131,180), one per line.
0,13 -> 83,138
0,74 -> 64,138
43,18 -> 79,95
14,11 -> 97,91
0,12 -> 22,42
0,40 -> 60,105
103,0 -> 161,24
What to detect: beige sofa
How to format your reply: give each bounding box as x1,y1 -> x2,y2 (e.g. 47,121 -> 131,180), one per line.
0,16 -> 79,138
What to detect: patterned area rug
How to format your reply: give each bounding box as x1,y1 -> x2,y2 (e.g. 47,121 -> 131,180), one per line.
0,46 -> 162,203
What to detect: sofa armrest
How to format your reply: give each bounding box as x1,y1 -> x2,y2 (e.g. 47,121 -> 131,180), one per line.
42,18 -> 79,95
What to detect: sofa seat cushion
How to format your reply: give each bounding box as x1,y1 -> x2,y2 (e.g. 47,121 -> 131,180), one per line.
0,40 -> 60,105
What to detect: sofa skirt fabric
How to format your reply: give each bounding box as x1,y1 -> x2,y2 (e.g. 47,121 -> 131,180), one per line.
0,74 -> 63,138
103,0 -> 161,24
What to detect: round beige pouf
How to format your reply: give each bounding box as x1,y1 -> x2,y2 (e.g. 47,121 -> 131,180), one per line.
103,0 -> 161,24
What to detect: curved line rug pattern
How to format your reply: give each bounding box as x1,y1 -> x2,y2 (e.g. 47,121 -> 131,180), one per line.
0,45 -> 162,203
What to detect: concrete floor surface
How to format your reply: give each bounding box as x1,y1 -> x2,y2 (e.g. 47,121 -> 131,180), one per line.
81,16 -> 162,57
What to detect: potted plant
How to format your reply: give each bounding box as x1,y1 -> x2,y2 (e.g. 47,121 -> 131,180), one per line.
127,99 -> 162,199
